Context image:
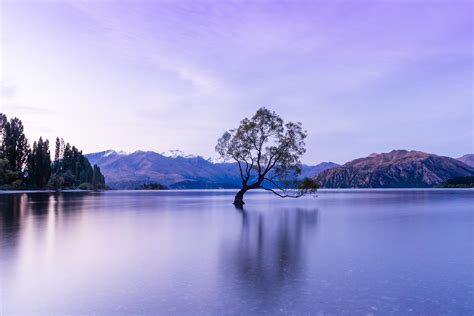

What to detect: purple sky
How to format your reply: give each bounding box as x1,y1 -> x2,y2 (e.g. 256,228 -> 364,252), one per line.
1,0 -> 472,164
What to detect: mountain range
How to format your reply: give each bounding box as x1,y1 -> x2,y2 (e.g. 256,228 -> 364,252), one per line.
316,150 -> 474,188
85,150 -> 338,189
457,154 -> 474,167
86,149 -> 474,189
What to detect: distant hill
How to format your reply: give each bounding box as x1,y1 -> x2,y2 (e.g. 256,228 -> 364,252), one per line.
316,150 -> 474,188
300,162 -> 339,178
85,150 -> 338,189
457,154 -> 474,167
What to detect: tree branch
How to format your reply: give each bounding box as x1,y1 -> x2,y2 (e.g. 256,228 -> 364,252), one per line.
262,140 -> 290,176
263,177 -> 287,191
232,155 -> 245,182
260,186 -> 303,198
242,155 -> 254,180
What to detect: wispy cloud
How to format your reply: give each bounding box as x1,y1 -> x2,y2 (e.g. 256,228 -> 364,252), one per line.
0,81 -> 16,99
2,104 -> 53,115
1,0 -> 472,162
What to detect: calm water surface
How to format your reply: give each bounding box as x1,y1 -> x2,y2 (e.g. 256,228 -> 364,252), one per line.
1,190 -> 473,315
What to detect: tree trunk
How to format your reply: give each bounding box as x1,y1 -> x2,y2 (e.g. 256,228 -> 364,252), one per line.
233,188 -> 247,208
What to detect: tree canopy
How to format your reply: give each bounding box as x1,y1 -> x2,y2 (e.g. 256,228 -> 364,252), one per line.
216,107 -> 318,206
28,137 -> 51,188
1,116 -> 29,172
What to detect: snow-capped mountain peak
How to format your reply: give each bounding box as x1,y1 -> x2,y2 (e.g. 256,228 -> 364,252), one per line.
207,156 -> 227,164
102,150 -> 129,157
103,150 -> 116,157
160,149 -> 198,159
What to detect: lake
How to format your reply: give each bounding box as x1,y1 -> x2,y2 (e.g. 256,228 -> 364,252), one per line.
1,190 -> 473,315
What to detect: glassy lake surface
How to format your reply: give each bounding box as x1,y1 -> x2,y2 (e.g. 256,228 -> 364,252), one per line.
1,190 -> 473,315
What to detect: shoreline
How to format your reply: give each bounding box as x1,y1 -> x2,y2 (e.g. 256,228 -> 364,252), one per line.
0,188 -> 472,195
0,189 -> 102,194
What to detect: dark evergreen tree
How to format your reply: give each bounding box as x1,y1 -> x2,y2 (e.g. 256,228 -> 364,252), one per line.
62,143 -> 73,174
0,113 -> 7,158
0,114 -> 21,187
92,164 -> 106,189
0,113 -> 6,131
52,137 -> 65,174
2,117 -> 30,172
27,141 -> 37,185
54,137 -> 60,163
27,137 -> 51,188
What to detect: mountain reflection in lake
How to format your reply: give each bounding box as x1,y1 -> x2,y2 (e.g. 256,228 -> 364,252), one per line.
1,190 -> 473,315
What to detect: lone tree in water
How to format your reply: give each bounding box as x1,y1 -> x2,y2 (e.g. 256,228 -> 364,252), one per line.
216,107 -> 318,207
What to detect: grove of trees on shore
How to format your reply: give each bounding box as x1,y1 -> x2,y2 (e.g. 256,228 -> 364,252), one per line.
0,113 -> 106,190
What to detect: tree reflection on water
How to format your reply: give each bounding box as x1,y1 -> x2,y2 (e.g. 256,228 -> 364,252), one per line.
0,192 -> 89,254
221,207 -> 319,305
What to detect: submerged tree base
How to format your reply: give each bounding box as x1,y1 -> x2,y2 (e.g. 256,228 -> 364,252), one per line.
233,201 -> 244,209
233,189 -> 246,208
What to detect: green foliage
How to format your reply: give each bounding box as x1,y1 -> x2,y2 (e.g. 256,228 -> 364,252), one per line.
47,173 -> 65,191
439,176 -> 474,188
10,179 -> 23,189
135,182 -> 168,190
0,158 -> 19,188
298,177 -> 319,192
78,182 -> 94,190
